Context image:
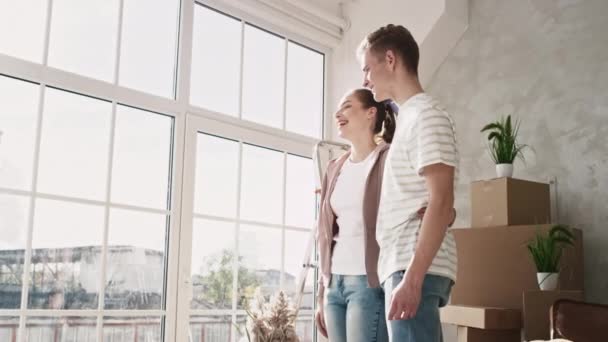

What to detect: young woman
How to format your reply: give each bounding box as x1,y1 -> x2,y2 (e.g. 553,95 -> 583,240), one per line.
315,88 -> 395,342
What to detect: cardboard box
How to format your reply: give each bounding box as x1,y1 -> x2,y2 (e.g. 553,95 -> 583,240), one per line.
522,290 -> 583,341
471,178 -> 550,227
457,326 -> 520,342
450,225 -> 583,310
441,305 -> 521,330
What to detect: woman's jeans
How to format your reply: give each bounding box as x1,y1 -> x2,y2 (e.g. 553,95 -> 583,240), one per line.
324,274 -> 388,342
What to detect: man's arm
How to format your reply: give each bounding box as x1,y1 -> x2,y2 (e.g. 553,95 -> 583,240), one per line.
406,163 -> 454,284
387,163 -> 455,320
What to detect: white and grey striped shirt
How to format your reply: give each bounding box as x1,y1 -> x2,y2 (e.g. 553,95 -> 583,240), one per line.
376,93 -> 459,283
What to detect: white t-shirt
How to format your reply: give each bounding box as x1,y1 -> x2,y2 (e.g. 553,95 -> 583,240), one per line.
329,150 -> 378,275
376,93 -> 459,283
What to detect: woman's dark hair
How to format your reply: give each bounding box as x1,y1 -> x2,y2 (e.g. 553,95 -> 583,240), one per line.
351,88 -> 397,143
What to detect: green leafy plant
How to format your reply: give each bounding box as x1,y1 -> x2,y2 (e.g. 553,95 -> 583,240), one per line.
480,114 -> 528,164
527,225 -> 576,273
193,249 -> 260,309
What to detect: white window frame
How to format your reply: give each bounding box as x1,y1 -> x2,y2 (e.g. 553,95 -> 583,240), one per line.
0,0 -> 332,341
179,114 -> 316,342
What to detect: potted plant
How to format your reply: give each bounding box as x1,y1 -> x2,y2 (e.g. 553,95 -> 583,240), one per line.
480,114 -> 528,178
527,225 -> 576,291
237,290 -> 300,342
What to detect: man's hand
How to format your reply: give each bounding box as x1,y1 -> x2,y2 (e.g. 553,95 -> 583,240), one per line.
387,273 -> 423,320
315,305 -> 328,338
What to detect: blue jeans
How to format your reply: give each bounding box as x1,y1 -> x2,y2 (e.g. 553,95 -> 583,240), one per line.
324,274 -> 388,342
383,271 -> 453,342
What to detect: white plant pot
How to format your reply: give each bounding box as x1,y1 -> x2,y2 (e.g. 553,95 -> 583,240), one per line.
537,272 -> 559,291
496,163 -> 513,178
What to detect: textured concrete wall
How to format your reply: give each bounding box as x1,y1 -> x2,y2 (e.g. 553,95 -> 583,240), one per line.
428,0 -> 608,304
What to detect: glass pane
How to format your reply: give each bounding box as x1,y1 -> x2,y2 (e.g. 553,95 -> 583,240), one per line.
104,208 -> 167,310
295,314 -> 314,342
240,145 -> 283,224
47,0 -> 119,82
0,0 -> 47,63
236,315 -> 247,342
111,106 -> 173,209
284,229 -> 313,310
285,155 -> 315,228
37,88 -> 112,201
191,219 -> 234,310
242,25 -> 285,128
0,316 -> 19,342
0,76 -> 39,191
190,315 -> 233,342
29,199 -> 104,309
237,224 -> 281,309
0,193 -> 29,309
103,316 -> 161,342
25,316 -> 97,342
286,42 -> 324,138
190,5 -> 241,116
119,0 -> 179,97
194,134 -> 238,217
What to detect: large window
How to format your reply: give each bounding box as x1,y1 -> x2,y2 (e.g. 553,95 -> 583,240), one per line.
0,75 -> 174,340
0,0 -> 180,96
190,5 -> 325,139
0,1 -> 325,341
187,131 -> 316,342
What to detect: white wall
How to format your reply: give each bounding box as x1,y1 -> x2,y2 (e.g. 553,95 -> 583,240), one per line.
428,0 -> 608,303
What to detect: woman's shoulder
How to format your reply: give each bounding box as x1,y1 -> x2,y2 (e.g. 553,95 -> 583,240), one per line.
325,151 -> 347,173
378,142 -> 391,155
375,143 -> 391,166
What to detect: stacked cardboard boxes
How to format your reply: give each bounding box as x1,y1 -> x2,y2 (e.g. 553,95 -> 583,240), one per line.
440,178 -> 584,342
441,305 -> 522,342
470,178 -> 551,228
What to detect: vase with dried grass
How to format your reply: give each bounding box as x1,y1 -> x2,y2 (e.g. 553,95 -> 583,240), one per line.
237,290 -> 300,342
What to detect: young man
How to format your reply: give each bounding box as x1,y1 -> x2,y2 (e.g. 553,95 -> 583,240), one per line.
357,24 -> 459,342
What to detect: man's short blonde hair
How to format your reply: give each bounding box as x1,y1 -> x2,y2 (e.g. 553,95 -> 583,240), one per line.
357,24 -> 420,76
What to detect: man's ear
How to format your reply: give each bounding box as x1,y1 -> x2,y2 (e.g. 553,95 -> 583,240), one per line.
385,50 -> 397,71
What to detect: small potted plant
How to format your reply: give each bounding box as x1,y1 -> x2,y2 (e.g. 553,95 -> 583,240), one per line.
527,225 -> 576,291
480,114 -> 528,178
237,290 -> 300,342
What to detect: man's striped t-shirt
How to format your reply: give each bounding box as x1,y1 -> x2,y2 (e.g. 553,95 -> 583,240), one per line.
376,93 -> 459,283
